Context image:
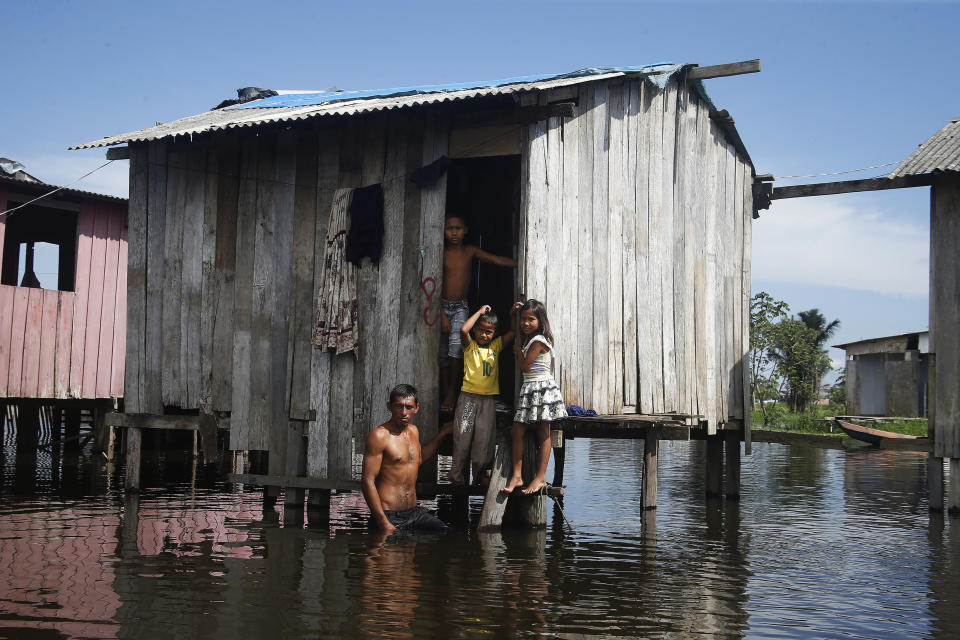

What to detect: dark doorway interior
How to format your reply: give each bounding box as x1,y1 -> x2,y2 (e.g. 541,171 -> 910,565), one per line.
446,155 -> 521,405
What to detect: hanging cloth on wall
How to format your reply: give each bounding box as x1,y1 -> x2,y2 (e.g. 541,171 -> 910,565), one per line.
345,183 -> 384,265
312,187 -> 360,356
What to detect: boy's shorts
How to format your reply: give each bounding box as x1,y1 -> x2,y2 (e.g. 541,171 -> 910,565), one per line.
439,298 -> 468,364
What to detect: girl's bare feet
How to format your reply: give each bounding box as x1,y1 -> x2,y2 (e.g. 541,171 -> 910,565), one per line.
501,475 -> 524,494
521,477 -> 547,495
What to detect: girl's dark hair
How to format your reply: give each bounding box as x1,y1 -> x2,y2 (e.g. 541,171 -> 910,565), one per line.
518,299 -> 554,346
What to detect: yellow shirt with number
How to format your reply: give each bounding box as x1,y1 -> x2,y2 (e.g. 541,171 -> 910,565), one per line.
461,336 -> 504,396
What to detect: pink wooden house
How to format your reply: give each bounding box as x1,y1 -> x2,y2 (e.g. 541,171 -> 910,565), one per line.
0,169 -> 128,403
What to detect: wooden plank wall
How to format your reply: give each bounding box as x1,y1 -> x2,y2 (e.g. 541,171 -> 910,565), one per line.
0,200 -> 126,400
931,179 -> 960,459
524,78 -> 753,428
125,112 -> 447,479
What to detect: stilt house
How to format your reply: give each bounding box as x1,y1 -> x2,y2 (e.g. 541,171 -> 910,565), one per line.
0,165 -> 128,404
73,62 -> 758,485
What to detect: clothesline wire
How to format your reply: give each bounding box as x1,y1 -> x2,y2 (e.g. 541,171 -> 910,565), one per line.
0,160 -> 116,218
776,161 -> 898,180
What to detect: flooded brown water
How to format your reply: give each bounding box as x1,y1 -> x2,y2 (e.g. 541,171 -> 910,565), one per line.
0,429 -> 957,639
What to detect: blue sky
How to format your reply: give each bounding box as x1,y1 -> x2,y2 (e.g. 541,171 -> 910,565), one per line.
5,1 -> 958,380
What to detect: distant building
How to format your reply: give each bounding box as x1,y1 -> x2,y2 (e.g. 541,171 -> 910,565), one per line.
833,331 -> 929,417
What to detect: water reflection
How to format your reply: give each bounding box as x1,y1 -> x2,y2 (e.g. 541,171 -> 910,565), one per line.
0,435 -> 956,638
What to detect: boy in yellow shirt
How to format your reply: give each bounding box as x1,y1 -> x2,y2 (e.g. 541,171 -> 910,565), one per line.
448,303 -> 518,485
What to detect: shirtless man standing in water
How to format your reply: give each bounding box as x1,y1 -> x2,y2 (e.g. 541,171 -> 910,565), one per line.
362,384 -> 453,533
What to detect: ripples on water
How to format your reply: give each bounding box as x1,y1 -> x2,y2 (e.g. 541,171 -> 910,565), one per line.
0,431 -> 957,639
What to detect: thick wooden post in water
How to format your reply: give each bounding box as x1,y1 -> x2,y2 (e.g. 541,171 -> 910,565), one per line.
124,427 -> 142,491
706,432 -> 723,497
642,428 -> 659,510
724,430 -> 741,498
552,429 -> 566,487
929,455 -> 944,511
480,429 -> 547,529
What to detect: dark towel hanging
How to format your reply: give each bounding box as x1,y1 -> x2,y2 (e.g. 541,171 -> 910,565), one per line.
409,155 -> 451,186
346,183 -> 385,265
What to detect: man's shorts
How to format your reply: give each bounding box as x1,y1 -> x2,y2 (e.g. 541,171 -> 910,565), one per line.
371,506 -> 449,532
439,298 -> 469,363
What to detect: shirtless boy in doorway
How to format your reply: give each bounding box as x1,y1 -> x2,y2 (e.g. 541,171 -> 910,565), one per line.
441,214 -> 517,412
361,384 -> 453,533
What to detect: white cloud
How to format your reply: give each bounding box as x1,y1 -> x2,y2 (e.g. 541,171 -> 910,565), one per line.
14,153 -> 128,199
753,197 -> 928,296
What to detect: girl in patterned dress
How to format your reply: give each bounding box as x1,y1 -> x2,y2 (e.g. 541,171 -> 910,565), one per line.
502,299 -> 568,495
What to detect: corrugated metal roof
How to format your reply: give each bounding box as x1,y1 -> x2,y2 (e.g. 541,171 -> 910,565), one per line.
889,118 -> 960,177
71,64 -> 687,149
0,174 -> 127,206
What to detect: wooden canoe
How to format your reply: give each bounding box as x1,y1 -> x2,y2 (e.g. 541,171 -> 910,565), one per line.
835,419 -> 918,446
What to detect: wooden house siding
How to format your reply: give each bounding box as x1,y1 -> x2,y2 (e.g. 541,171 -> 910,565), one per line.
519,78 -> 752,427
0,196 -> 127,400
122,74 -> 752,479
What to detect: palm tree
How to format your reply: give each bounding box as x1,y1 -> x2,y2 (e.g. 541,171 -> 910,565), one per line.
796,308 -> 840,405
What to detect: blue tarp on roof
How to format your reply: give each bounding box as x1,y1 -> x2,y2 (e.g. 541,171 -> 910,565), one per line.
227,63 -> 685,110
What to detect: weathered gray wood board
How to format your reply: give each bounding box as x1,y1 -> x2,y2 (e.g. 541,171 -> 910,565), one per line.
931,180 -> 960,459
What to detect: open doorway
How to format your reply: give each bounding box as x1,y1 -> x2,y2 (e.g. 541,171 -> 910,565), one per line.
445,155 -> 521,406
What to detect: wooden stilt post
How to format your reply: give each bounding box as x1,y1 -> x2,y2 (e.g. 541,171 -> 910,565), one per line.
949,458 -> 960,516
93,407 -> 115,460
724,429 -> 741,499
929,454 -> 944,512
124,427 -> 142,491
479,432 -> 511,530
706,432 -> 723,497
284,421 -> 308,511
551,429 -> 566,487
65,408 -> 81,450
307,489 -> 331,527
643,427 -> 659,510
510,429 -> 547,527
